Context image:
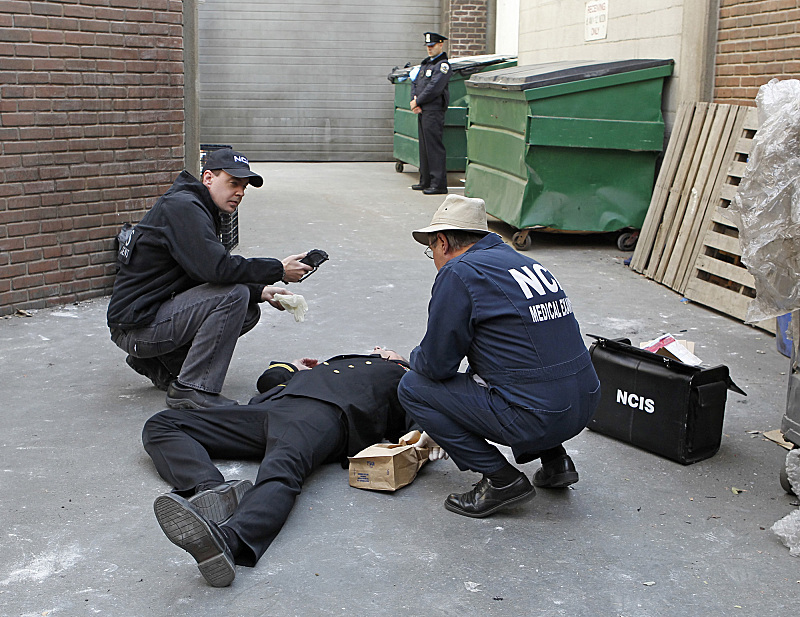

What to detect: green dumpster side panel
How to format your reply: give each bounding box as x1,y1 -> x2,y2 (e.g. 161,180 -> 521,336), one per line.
519,146 -> 657,231
527,116 -> 665,151
467,125 -> 527,179
468,90 -> 530,134
393,109 -> 469,171
465,163 -> 527,225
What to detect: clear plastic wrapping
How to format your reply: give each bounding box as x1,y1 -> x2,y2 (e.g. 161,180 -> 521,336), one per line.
728,79 -> 800,323
772,450 -> 800,557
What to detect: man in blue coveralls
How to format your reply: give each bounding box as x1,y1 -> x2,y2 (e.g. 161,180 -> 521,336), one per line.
398,195 -> 601,518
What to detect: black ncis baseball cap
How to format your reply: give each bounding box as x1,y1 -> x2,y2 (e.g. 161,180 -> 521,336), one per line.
202,148 -> 263,188
424,32 -> 448,46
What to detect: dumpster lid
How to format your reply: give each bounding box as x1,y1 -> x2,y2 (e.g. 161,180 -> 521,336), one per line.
467,59 -> 674,90
388,54 -> 517,82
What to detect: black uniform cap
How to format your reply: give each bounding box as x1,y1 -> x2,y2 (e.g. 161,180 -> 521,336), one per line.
202,148 -> 263,188
424,32 -> 448,46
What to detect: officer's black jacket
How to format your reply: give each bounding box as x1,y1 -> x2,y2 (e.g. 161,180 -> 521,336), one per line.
107,171 -> 284,330
252,354 -> 418,458
411,52 -> 451,110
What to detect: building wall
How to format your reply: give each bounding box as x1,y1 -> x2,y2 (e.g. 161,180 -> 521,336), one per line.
495,0 -> 520,55
447,0 -> 490,56
714,0 -> 800,105
0,0 -> 186,316
517,0 -> 719,131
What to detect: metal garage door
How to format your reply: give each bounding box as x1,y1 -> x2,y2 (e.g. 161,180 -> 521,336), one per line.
198,0 -> 442,161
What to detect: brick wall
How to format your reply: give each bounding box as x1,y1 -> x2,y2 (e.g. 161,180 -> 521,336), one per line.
0,0 -> 186,316
715,0 -> 800,105
447,0 -> 489,57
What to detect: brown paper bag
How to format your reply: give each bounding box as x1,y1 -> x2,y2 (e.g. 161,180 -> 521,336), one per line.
348,432 -> 429,492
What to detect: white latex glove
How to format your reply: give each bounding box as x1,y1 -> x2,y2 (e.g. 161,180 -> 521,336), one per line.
400,430 -> 449,461
275,293 -> 308,322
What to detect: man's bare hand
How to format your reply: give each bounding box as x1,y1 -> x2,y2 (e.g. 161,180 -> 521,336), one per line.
262,285 -> 290,309
291,357 -> 319,371
281,253 -> 312,283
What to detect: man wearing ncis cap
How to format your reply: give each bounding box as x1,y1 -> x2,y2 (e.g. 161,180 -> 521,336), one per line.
398,195 -> 601,518
107,148 -> 313,410
410,31 -> 451,195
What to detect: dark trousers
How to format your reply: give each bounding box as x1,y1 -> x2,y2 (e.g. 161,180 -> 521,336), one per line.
418,110 -> 447,191
142,396 -> 346,566
111,283 -> 260,393
397,365 -> 601,474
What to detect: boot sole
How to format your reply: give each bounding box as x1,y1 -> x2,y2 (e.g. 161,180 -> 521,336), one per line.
533,471 -> 579,489
153,494 -> 235,587
165,396 -> 203,410
188,480 -> 253,524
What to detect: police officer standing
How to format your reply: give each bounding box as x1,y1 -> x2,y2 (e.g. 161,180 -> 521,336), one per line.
411,32 -> 451,195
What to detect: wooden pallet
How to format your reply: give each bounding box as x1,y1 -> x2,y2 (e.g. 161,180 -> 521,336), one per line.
631,103 -> 751,291
682,107 -> 775,332
630,101 -> 699,274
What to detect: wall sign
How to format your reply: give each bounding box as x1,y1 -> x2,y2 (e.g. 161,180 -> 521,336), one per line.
585,0 -> 608,41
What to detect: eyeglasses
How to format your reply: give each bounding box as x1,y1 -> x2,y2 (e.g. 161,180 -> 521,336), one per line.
424,246 -> 434,259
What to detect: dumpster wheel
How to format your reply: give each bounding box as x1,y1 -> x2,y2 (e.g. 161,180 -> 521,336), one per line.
512,230 -> 532,251
616,231 -> 638,252
395,161 -> 404,173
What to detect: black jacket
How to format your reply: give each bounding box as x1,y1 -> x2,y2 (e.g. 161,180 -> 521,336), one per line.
252,354 -> 418,458
107,171 -> 284,330
411,52 -> 451,111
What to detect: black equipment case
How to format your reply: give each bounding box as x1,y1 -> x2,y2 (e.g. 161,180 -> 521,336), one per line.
587,336 -> 745,465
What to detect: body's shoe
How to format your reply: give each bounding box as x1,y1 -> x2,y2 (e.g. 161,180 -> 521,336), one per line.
126,355 -> 175,391
444,475 -> 535,518
411,183 -> 428,191
188,480 -> 253,524
532,454 -> 579,488
423,187 -> 448,195
153,493 -> 235,587
166,382 -> 239,410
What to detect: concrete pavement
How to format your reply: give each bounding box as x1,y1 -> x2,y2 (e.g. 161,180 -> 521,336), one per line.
1,162 -> 797,617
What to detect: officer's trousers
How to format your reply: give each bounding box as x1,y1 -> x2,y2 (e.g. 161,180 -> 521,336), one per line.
397,365 -> 601,474
142,397 -> 346,567
111,283 -> 260,393
418,110 -> 447,191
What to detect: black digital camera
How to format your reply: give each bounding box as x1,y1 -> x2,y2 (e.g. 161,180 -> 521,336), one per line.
297,249 -> 329,281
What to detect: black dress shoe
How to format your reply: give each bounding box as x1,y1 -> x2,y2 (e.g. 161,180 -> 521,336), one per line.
411,184 -> 429,191
126,355 -> 175,391
444,475 -> 535,518
532,454 -> 579,488
188,480 -> 253,524
166,381 -> 239,410
154,493 -> 235,587
422,187 -> 448,195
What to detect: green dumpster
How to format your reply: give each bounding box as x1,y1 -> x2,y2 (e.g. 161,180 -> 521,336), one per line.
464,59 -> 674,249
389,55 -> 517,174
